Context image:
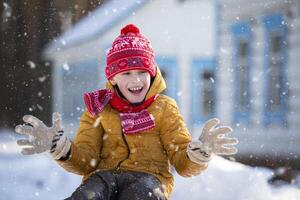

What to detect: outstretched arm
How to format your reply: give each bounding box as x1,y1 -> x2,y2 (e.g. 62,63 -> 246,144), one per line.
160,101 -> 208,177
15,112 -> 71,160
187,118 -> 238,164
15,111 -> 104,175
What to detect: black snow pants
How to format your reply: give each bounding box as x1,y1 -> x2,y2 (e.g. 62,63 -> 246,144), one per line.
65,171 -> 167,200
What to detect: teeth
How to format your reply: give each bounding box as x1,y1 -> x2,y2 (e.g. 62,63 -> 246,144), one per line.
129,87 -> 142,91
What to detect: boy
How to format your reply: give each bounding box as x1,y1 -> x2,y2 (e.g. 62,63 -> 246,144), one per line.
15,24 -> 238,200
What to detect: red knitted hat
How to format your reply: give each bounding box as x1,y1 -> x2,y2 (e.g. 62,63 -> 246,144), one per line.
105,24 -> 156,80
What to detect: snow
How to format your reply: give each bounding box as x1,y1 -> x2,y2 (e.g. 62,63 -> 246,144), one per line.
63,63 -> 70,71
0,132 -> 299,200
2,2 -> 12,19
0,154 -> 81,200
27,61 -> 36,69
172,157 -> 300,200
38,76 -> 47,83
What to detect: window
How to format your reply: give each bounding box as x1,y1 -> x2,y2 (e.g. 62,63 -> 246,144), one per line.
201,70 -> 215,116
191,59 -> 216,124
236,38 -> 250,113
262,13 -> 288,127
155,57 -> 179,103
61,60 -> 100,122
268,32 -> 283,113
230,21 -> 252,124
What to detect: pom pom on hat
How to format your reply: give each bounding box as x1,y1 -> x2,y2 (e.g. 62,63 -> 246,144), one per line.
105,24 -> 156,80
121,24 -> 140,35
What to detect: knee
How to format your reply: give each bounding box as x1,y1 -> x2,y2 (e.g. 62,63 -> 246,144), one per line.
120,174 -> 167,200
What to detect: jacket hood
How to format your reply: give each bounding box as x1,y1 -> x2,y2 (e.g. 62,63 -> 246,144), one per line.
105,65 -> 167,100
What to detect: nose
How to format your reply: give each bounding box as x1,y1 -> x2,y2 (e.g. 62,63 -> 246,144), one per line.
131,74 -> 141,82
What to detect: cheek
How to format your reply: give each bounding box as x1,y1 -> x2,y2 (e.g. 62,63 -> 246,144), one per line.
117,82 -> 128,91
115,77 -> 127,87
144,76 -> 151,88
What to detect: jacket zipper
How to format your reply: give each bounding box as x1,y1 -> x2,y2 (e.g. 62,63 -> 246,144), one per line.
116,131 -> 130,171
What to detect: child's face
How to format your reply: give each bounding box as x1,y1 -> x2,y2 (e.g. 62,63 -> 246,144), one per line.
110,70 -> 151,103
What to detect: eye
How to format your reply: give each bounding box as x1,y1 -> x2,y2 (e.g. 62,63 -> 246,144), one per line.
138,71 -> 148,75
121,71 -> 131,75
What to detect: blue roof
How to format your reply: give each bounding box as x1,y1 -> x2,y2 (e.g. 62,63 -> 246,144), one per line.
47,0 -> 148,52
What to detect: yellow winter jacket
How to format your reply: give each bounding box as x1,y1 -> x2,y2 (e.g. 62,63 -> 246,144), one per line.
57,67 -> 208,197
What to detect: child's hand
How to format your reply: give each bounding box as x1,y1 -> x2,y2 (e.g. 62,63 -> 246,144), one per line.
15,112 -> 71,159
187,118 -> 238,164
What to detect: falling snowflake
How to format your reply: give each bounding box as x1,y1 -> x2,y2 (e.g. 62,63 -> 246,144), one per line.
93,117 -> 101,128
61,39 -> 66,46
27,61 -> 36,69
45,62 -> 50,67
2,144 -> 7,151
3,2 -> 12,19
103,134 -> 108,140
90,159 -> 97,167
220,48 -> 229,55
38,76 -> 47,82
63,63 -> 70,71
36,104 -> 43,111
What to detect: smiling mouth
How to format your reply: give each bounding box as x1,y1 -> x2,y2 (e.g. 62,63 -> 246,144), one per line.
128,86 -> 143,95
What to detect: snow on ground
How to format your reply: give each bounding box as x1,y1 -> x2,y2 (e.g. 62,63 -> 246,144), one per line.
0,131 -> 299,200
172,157 -> 300,200
0,154 -> 81,200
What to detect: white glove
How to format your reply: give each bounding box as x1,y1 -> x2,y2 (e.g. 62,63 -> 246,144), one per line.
187,118 -> 238,164
15,112 -> 71,160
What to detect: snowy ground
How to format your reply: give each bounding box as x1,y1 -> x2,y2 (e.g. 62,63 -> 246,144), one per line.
1,131 -> 299,200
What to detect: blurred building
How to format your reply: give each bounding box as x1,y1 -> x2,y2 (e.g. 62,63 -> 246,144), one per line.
43,0 -> 300,168
0,0 -> 105,128
217,0 -> 300,168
